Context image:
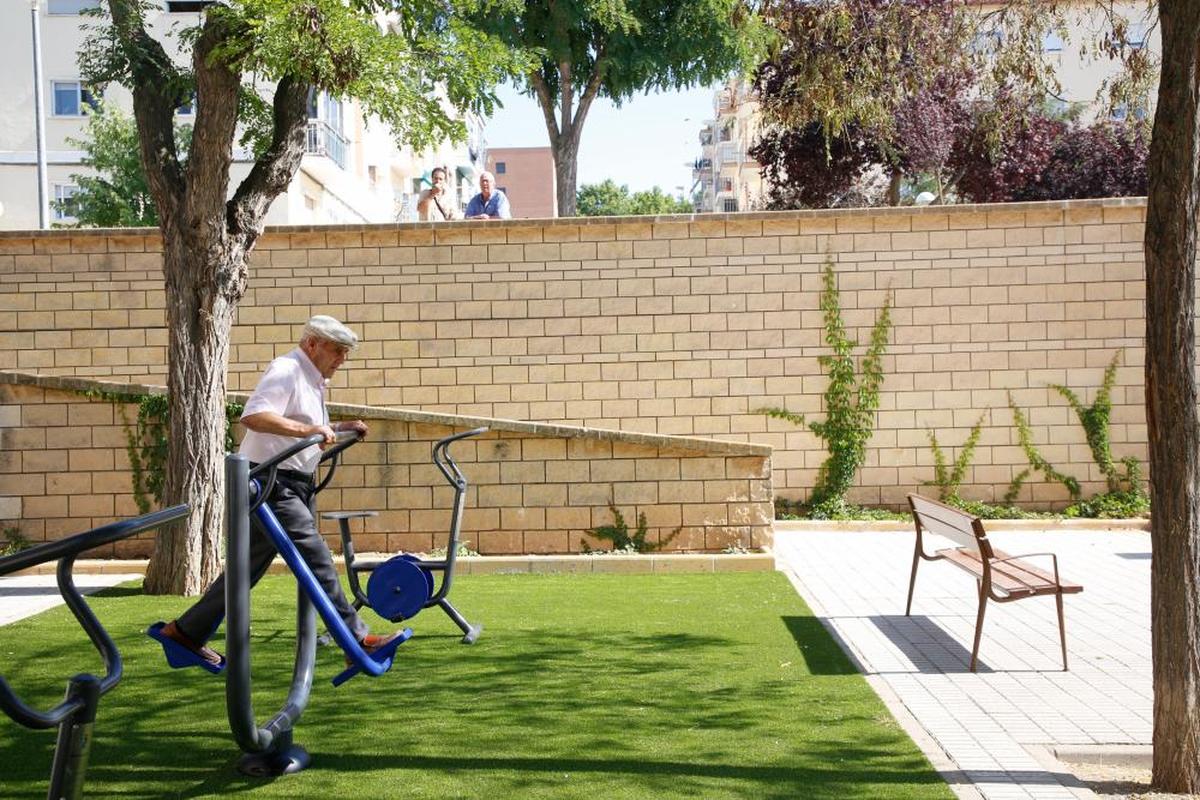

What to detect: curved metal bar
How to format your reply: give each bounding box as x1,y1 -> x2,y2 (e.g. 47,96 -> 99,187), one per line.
428,427 -> 487,603
251,499 -> 392,678
0,504 -> 189,730
315,431 -> 362,494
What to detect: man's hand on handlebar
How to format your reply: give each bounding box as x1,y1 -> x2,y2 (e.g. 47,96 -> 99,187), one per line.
333,420 -> 368,438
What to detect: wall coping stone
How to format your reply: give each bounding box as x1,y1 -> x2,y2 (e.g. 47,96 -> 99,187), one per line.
12,552 -> 777,577
0,196 -> 1147,238
775,518 -> 1150,532
0,370 -> 772,457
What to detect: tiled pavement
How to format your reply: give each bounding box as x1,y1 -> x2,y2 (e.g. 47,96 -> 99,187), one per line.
774,526 -> 1152,800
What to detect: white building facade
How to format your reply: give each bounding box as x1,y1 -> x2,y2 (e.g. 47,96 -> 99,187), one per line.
0,1 -> 484,230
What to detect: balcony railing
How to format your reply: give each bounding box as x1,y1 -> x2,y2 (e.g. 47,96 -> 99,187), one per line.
305,120 -> 348,170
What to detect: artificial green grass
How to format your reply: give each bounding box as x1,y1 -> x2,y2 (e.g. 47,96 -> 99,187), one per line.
0,572 -> 952,799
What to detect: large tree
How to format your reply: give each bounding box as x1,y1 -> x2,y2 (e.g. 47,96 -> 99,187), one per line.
81,0 -> 521,594
467,0 -> 769,216
1144,0 -> 1200,791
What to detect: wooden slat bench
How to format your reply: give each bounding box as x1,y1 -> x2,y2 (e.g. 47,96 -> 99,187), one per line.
905,493 -> 1083,672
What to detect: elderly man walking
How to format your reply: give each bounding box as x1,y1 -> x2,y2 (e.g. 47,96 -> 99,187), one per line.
149,315 -> 403,673
465,171 -> 511,219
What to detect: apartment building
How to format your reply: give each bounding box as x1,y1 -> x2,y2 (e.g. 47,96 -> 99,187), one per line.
0,1 -> 483,230
693,3 -> 1160,212
692,79 -> 763,214
483,146 -> 557,218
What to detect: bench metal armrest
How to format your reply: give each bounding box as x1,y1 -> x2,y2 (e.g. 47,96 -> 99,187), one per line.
991,552 -> 1061,583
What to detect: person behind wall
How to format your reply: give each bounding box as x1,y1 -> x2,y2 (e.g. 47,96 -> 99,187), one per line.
416,166 -> 460,221
149,315 -> 403,672
465,170 -> 512,219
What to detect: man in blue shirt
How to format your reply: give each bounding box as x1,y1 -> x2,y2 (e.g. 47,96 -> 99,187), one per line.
465,171 -> 512,219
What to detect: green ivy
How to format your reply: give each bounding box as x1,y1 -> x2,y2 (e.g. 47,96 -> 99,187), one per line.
82,388 -> 243,514
1,526 -> 30,557
1048,349 -> 1145,496
923,412 -> 985,502
758,257 -> 892,517
1005,392 -> 1081,503
583,505 -> 681,553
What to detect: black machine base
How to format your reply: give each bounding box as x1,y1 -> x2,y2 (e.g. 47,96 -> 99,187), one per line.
236,743 -> 311,777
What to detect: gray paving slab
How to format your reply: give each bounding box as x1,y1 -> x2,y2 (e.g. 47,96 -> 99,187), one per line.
774,526 -> 1151,800
0,573 -> 143,626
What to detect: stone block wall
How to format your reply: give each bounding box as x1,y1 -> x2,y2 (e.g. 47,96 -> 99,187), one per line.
0,374 -> 772,555
0,198 -> 1154,507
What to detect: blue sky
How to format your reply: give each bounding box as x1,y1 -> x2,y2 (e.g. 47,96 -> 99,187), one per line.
482,83 -> 720,199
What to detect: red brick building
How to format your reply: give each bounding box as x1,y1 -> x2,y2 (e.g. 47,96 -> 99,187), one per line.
484,147 -> 557,218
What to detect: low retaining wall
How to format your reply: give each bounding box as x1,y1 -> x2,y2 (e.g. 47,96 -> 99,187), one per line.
0,372 -> 773,556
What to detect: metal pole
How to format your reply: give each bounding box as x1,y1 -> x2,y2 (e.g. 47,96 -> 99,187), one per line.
30,0 -> 49,230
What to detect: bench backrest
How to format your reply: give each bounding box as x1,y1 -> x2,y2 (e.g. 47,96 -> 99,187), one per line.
907,494 -> 994,559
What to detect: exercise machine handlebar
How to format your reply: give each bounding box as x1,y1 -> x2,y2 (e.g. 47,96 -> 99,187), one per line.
0,504 -> 189,730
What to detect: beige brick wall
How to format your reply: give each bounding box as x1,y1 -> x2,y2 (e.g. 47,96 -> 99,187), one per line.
0,198 -> 1153,507
0,375 -> 772,555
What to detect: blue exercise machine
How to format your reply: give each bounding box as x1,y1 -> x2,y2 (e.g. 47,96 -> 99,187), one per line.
0,504 -> 190,800
326,426 -> 487,643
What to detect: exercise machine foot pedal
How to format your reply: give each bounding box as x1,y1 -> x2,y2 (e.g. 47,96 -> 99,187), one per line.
146,621 -> 226,675
331,627 -> 413,688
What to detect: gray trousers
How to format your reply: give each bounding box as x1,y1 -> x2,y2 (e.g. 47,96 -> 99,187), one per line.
176,473 -> 369,644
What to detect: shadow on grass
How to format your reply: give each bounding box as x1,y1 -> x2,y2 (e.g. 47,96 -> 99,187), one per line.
780,616 -> 858,674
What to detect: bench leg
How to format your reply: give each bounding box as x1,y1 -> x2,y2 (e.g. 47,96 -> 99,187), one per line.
905,545 -> 921,615
1056,591 -> 1069,671
970,581 -> 987,672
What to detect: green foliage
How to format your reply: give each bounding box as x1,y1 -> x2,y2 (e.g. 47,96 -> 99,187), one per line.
923,413 -> 985,502
111,393 -> 243,514
1063,490 -> 1150,519
79,0 -> 527,165
1,527 -> 31,557
759,258 -> 892,514
1005,392 -> 1081,502
122,393 -> 246,513
944,497 -> 1047,520
58,105 -> 191,228
1047,349 -> 1143,495
577,180 -> 693,216
583,505 -> 680,553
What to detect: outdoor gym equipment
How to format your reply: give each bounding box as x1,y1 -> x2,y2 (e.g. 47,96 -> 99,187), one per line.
221,430 -> 413,776
325,426 -> 487,644
0,504 -> 190,800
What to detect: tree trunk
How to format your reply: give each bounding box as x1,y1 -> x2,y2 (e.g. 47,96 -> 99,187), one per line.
142,226 -> 244,595
553,133 -> 580,217
887,170 -> 902,206
1145,0 -> 1200,792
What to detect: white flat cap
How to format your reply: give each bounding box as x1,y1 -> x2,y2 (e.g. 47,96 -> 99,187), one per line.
303,315 -> 359,349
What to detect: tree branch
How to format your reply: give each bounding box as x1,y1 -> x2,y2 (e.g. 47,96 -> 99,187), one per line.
571,49 -> 606,142
227,77 -> 310,242
559,60 -> 573,134
530,71 -> 562,145
106,0 -> 184,222
184,13 -> 242,228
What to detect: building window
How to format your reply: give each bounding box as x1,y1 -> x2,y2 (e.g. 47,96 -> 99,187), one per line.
304,195 -> 317,210
1125,21 -> 1148,50
495,162 -> 506,174
52,81 -> 100,116
176,92 -> 196,116
498,186 -> 508,195
47,0 -> 100,13
1042,31 -> 1064,53
722,198 -> 738,212
721,177 -> 733,193
165,1 -> 213,11
368,165 -> 378,188
53,184 -> 79,221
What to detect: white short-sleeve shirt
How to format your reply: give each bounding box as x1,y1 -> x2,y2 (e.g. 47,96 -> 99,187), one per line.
238,348 -> 328,474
